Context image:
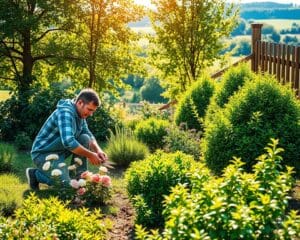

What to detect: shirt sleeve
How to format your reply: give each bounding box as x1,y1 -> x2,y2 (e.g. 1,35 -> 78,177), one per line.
57,110 -> 80,150
82,120 -> 96,140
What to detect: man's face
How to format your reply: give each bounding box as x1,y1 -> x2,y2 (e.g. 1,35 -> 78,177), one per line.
76,100 -> 97,119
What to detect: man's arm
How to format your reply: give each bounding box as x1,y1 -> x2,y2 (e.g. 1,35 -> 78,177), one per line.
89,139 -> 108,162
72,144 -> 102,165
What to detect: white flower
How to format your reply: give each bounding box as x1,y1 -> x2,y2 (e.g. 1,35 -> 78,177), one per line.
45,154 -> 59,161
78,179 -> 86,187
58,163 -> 66,168
51,169 -> 62,177
70,179 -> 80,189
99,166 -> 108,173
68,165 -> 77,171
74,157 -> 83,166
42,161 -> 51,171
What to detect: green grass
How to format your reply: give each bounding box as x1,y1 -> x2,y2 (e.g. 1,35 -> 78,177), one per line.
0,90 -> 10,102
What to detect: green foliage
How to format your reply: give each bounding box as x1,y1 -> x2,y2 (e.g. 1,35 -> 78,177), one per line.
0,193 -> 110,239
106,126 -> 149,167
174,76 -> 215,131
0,143 -> 15,173
0,174 -> 26,216
136,139 -> 300,240
134,117 -> 169,152
150,0 -> 238,96
87,105 -> 119,141
13,131 -> 32,151
214,63 -> 254,108
125,151 -> 197,228
0,83 -> 73,143
163,124 -> 201,160
140,78 -> 168,103
202,74 -> 300,175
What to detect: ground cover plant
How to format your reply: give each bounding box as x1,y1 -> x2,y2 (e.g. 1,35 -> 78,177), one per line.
135,139 -> 300,239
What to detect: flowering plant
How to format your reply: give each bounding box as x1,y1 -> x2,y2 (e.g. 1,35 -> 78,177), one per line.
70,166 -> 112,206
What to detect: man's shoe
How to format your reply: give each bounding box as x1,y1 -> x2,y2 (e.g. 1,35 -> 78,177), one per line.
26,168 -> 39,190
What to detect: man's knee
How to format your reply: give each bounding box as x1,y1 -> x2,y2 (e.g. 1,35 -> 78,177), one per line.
77,134 -> 91,148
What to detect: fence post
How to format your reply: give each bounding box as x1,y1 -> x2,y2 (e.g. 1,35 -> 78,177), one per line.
251,23 -> 263,72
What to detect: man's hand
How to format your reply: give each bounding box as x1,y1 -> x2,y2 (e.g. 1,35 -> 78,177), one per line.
97,151 -> 108,163
88,152 -> 102,165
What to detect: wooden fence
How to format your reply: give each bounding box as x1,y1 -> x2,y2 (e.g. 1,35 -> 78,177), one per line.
212,24 -> 300,97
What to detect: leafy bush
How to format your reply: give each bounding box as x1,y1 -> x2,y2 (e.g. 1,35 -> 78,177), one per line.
134,118 -> 169,152
87,105 -> 119,142
135,139 -> 300,240
0,143 -> 15,173
202,74 -> 300,175
163,124 -> 201,160
0,83 -> 73,142
106,126 -> 149,167
174,76 -> 215,131
214,63 -> 254,108
125,151 -> 198,228
14,131 -> 32,150
0,193 -> 110,239
0,174 -> 27,216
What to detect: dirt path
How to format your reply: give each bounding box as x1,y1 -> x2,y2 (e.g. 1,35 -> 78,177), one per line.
107,189 -> 135,240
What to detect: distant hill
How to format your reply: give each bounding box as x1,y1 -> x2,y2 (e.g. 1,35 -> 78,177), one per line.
129,2 -> 300,27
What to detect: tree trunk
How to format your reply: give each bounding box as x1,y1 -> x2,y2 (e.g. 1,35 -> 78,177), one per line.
21,30 -> 34,92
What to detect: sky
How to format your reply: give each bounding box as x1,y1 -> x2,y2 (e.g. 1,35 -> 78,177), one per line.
134,0 -> 299,7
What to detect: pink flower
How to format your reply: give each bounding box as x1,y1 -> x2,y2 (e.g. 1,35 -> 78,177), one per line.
80,171 -> 93,179
77,187 -> 86,195
91,174 -> 102,183
101,175 -> 111,187
70,179 -> 80,189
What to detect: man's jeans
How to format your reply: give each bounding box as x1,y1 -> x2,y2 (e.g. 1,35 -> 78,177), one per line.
33,134 -> 90,186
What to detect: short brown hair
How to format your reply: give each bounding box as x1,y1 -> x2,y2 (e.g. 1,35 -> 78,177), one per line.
75,88 -> 100,106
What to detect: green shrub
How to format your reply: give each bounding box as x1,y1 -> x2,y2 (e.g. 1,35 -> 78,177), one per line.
0,174 -> 27,216
206,63 -> 254,121
214,63 -> 254,108
135,139 -> 300,240
87,105 -> 119,141
163,124 -> 201,160
125,151 -> 198,228
0,193 -> 110,239
0,143 -> 15,173
14,131 -> 32,150
174,75 -> 215,131
202,74 -> 300,175
106,126 -> 149,167
134,118 -> 169,152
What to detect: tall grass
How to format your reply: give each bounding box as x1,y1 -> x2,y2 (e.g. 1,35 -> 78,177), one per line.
106,126 -> 149,167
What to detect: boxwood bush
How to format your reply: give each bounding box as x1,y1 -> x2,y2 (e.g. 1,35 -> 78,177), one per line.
134,118 -> 169,152
125,151 -> 199,228
174,76 -> 215,131
202,74 -> 300,175
0,193 -> 110,239
135,139 -> 300,240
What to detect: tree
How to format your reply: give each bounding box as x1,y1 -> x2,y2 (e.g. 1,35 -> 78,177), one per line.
0,0 -> 76,93
149,0 -> 238,98
73,0 -> 145,92
140,77 -> 168,103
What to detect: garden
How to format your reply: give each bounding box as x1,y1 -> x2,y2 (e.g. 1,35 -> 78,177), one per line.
0,63 -> 300,239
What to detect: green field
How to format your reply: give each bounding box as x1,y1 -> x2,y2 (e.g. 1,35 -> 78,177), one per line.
0,90 -> 10,102
253,19 -> 300,31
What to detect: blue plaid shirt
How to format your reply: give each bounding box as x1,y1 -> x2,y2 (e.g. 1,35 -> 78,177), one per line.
31,99 -> 94,159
